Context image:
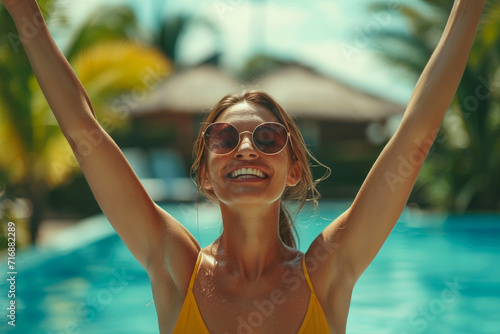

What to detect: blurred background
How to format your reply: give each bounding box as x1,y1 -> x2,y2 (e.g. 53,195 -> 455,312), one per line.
0,0 -> 499,333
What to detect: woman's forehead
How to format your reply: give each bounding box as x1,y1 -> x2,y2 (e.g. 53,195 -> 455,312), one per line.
216,102 -> 280,127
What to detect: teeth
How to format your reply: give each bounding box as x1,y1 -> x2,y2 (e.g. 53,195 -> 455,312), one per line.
229,168 -> 266,179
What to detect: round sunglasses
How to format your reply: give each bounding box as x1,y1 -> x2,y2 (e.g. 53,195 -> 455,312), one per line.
203,122 -> 292,155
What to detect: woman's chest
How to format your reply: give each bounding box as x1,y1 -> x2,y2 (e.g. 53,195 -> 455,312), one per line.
192,264 -> 313,333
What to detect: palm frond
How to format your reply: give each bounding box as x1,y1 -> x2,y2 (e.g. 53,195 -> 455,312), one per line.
483,0 -> 500,23
370,0 -> 500,211
65,5 -> 147,61
29,41 -> 172,186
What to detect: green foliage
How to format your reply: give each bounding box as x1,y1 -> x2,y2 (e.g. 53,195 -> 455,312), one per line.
0,2 -> 172,246
156,14 -> 190,63
64,5 -> 145,61
154,14 -> 220,66
372,0 -> 500,212
239,54 -> 293,81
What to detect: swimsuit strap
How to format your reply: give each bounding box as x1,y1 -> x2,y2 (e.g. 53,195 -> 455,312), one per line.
188,251 -> 203,290
301,255 -> 316,295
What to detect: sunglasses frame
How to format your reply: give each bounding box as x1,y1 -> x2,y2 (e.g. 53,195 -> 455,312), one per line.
202,121 -> 294,156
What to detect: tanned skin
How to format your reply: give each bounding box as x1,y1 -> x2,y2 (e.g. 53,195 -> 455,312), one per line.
0,1 -> 485,332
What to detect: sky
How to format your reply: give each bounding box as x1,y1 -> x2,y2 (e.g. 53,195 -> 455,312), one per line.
47,0 -> 423,106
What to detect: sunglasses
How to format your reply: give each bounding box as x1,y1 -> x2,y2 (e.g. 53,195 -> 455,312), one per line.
203,122 -> 292,155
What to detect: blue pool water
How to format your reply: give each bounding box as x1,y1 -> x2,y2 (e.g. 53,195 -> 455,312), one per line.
1,201 -> 499,334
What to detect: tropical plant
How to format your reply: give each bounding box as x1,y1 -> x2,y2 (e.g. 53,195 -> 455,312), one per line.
0,0 -> 59,247
63,5 -> 147,60
371,0 -> 500,212
238,54 -> 293,81
155,14 -> 222,67
0,2 -> 172,245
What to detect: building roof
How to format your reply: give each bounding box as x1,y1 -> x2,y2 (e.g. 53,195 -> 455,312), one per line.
130,64 -> 406,122
254,65 -> 405,122
130,65 -> 241,114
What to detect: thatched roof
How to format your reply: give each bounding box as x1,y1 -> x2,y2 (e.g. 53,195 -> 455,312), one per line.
253,66 -> 405,122
130,64 -> 405,122
130,65 -> 241,114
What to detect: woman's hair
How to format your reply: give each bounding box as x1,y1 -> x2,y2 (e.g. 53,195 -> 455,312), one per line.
191,90 -> 330,249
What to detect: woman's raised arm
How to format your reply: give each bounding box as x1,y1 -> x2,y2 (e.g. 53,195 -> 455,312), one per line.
307,0 -> 486,292
2,0 -> 199,283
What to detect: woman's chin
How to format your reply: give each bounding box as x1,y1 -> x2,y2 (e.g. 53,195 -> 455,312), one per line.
217,190 -> 282,207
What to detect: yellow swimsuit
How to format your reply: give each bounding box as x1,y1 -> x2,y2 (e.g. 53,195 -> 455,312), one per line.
172,252 -> 330,333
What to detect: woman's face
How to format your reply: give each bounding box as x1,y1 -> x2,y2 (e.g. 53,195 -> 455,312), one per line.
202,101 -> 301,206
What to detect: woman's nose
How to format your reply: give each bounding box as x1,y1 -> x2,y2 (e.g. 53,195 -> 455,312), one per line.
234,134 -> 258,159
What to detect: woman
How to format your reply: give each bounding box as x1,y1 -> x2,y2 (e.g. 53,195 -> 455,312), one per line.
1,0 -> 486,333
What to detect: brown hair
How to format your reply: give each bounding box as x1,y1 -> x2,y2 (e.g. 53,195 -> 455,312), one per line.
191,90 -> 330,249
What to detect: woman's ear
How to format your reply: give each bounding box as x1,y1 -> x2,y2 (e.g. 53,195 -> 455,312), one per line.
286,161 -> 301,187
201,165 -> 213,190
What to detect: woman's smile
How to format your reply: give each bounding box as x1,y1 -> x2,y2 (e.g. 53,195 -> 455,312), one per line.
227,167 -> 267,179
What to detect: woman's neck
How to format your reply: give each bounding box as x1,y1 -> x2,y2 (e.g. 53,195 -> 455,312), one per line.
215,201 -> 290,282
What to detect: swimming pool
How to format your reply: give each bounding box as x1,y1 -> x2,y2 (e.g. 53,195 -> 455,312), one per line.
1,201 -> 499,333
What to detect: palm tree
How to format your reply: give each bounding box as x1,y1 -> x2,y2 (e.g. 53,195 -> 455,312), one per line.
371,0 -> 500,212
63,5 -> 147,61
0,2 -> 172,246
154,13 -> 222,67
0,0 -> 58,246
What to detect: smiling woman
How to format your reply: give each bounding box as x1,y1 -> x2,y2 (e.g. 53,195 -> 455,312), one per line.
0,0 -> 488,333
177,92 -> 334,333
191,91 -> 331,249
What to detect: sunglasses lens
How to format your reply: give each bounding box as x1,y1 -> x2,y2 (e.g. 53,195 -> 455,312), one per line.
204,122 -> 289,155
254,123 -> 288,154
204,123 -> 239,154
